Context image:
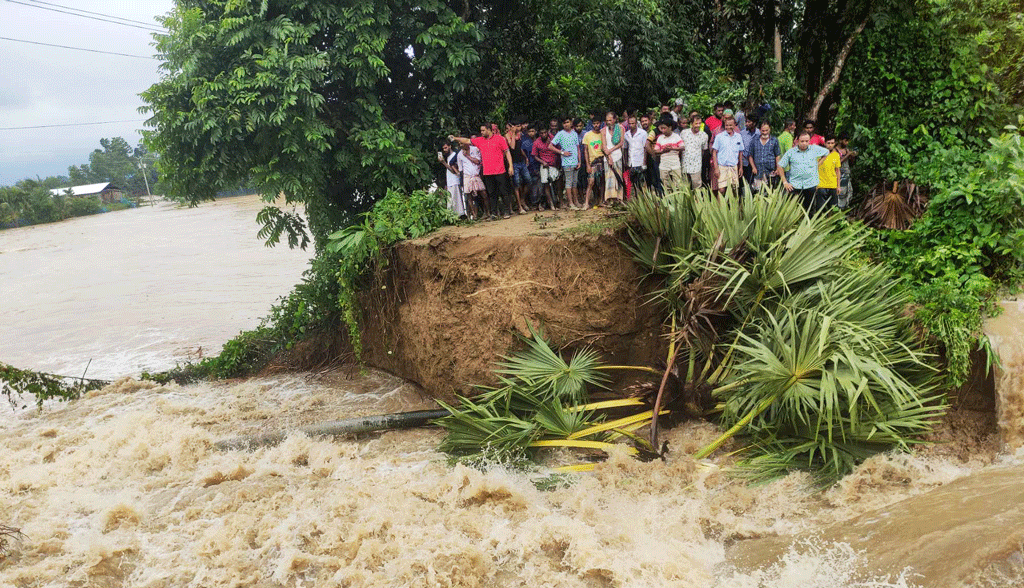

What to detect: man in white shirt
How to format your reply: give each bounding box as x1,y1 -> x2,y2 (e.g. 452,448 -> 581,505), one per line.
438,142 -> 464,217
654,117 -> 684,192
624,116 -> 649,194
712,115 -> 745,195
680,114 -> 708,190
670,98 -> 684,123
457,142 -> 485,219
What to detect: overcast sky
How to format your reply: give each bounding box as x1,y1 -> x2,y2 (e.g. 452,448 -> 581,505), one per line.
0,0 -> 175,186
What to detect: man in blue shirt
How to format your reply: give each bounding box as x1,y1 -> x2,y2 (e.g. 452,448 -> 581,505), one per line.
739,117 -> 759,188
712,115 -> 745,195
777,132 -> 830,210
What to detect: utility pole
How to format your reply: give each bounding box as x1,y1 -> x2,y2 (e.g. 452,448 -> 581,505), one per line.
138,160 -> 153,206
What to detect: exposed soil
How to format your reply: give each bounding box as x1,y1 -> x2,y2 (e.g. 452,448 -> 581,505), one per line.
353,209 -> 667,400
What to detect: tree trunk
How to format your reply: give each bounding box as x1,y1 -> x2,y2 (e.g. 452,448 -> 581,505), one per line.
774,24 -> 783,73
805,12 -> 871,121
214,409 -> 451,451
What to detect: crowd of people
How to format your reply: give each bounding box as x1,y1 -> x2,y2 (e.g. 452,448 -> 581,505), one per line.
437,100 -> 858,221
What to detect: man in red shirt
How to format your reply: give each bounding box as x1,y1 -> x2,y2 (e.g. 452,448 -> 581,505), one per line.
450,125 -> 514,220
704,103 -> 725,135
803,120 -> 825,146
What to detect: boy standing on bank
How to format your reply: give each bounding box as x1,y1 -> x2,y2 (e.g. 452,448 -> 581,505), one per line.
531,127 -> 561,210
654,117 -> 684,192
681,114 -> 708,190
457,140 -> 485,220
815,135 -> 842,211
583,120 -> 605,208
551,117 -> 583,209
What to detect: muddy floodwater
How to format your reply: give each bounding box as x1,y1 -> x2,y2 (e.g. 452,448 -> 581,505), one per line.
2,198 -> 1024,587
0,195 -> 312,378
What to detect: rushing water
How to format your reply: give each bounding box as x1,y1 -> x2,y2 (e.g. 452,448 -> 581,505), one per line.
1,199 -> 1023,587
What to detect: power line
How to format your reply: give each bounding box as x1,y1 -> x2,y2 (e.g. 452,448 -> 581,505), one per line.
4,0 -> 164,32
26,0 -> 165,29
0,120 -> 147,131
0,36 -> 157,59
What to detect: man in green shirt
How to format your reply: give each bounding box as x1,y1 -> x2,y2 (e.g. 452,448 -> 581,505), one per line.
777,120 -> 796,180
778,120 -> 796,154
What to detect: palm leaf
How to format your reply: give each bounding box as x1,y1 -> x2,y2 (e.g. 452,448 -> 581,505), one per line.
533,398 -> 597,438
435,398 -> 535,459
530,439 -> 638,455
567,409 -> 669,440
496,321 -> 609,406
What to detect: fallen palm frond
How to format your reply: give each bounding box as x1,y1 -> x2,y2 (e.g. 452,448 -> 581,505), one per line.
435,322 -> 679,465
859,180 -> 929,230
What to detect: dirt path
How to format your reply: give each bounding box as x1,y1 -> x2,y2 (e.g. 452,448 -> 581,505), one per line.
412,207 -> 628,242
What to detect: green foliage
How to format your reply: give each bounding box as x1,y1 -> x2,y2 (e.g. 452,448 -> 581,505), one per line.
66,197 -> 103,217
326,188 -> 455,357
871,122 -> 1024,385
835,2 -> 1013,187
142,0 -> 480,247
931,0 -> 1024,107
626,187 -> 943,485
1,362 -> 108,409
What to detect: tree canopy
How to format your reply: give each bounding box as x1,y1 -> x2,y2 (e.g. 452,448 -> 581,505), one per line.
66,137 -> 161,197
141,0 -> 1022,248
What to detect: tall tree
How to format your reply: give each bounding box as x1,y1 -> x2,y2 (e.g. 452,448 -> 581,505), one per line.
142,0 -> 483,248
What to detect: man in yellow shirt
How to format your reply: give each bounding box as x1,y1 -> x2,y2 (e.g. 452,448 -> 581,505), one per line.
583,120 -> 605,208
815,135 -> 842,211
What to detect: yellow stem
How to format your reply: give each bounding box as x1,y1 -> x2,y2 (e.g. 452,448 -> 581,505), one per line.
599,365 -> 660,375
693,393 -> 778,459
694,373 -> 801,459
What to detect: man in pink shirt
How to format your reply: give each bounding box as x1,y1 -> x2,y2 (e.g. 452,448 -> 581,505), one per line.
451,124 -> 514,220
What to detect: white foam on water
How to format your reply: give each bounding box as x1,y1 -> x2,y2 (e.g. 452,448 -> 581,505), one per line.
5,373 -> 1007,588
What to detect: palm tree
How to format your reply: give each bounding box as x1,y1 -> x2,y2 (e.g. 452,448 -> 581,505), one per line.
627,185 -> 943,483
436,185 -> 944,485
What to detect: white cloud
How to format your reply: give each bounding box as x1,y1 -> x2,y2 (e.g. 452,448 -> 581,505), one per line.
0,0 -> 175,185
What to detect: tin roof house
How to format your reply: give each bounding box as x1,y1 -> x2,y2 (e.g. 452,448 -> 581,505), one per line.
49,182 -> 125,204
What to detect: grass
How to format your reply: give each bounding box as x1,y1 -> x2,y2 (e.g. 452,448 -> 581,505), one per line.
557,213 -> 629,237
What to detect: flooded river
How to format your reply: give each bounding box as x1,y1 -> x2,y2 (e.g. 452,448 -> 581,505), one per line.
1,198 -> 1023,587
0,195 -> 312,379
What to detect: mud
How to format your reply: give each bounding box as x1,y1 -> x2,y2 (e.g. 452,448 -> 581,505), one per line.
356,210 -> 665,400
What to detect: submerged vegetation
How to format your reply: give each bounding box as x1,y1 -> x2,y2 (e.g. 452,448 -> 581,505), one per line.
0,362 -> 109,409
437,188 -> 946,485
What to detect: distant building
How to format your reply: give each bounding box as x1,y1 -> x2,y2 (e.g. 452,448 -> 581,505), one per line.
49,182 -> 125,204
